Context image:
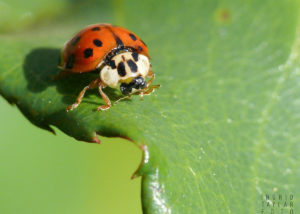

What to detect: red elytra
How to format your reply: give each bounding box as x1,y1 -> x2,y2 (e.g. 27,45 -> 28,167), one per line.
59,23 -> 149,73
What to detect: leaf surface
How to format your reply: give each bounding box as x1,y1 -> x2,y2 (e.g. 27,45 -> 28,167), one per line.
1,0 -> 300,213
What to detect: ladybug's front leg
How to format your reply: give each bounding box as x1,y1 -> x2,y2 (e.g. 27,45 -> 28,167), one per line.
140,70 -> 160,96
96,82 -> 112,111
114,94 -> 132,105
66,78 -> 101,111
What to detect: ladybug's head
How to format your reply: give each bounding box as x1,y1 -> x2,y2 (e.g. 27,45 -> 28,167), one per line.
100,51 -> 150,89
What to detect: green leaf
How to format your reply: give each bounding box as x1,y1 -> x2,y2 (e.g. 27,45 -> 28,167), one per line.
0,0 -> 68,32
1,0 -> 299,213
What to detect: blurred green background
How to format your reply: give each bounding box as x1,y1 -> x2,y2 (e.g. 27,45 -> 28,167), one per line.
0,97 -> 142,214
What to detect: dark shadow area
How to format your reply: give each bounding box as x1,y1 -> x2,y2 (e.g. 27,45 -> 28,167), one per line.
23,48 -> 128,106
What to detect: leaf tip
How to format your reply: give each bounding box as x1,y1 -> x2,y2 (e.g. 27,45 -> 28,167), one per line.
92,132 -> 101,144
92,137 -> 101,144
131,144 -> 149,179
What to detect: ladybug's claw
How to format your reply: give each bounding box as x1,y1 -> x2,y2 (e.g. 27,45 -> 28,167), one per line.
96,105 -> 110,111
143,84 -> 160,95
66,103 -> 78,111
139,92 -> 144,100
114,95 -> 131,105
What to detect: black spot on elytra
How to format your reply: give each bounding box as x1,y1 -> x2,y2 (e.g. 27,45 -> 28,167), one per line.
93,39 -> 102,47
132,52 -> 139,62
109,60 -> 116,69
91,27 -> 100,31
137,46 -> 143,51
114,35 -> 124,47
141,39 -> 147,47
127,59 -> 137,73
84,48 -> 93,58
117,62 -> 126,76
66,54 -> 75,69
129,33 -> 137,41
71,36 -> 81,46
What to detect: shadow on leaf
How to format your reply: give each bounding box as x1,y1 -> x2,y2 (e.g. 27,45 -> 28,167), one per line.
23,48 -> 128,108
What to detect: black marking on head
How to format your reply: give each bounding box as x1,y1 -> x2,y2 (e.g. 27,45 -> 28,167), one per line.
131,52 -> 139,62
129,33 -> 137,41
84,48 -> 93,58
91,27 -> 100,31
138,46 -> 143,51
93,39 -> 102,47
117,62 -> 126,76
104,46 -> 134,65
127,59 -> 137,73
109,60 -> 116,69
121,55 -> 126,61
117,62 -> 126,77
71,36 -> 81,46
66,54 -> 75,69
141,39 -> 147,47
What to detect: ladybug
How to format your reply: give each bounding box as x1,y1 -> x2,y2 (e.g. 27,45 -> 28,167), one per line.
59,23 -> 159,111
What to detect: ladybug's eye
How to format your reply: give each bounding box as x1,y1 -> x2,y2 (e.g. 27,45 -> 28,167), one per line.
120,77 -> 146,95
120,83 -> 131,95
132,76 -> 146,89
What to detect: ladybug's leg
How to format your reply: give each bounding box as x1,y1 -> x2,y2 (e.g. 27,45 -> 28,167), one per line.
96,82 -> 112,111
140,70 -> 160,96
114,94 -> 132,105
66,78 -> 101,111
146,70 -> 155,87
